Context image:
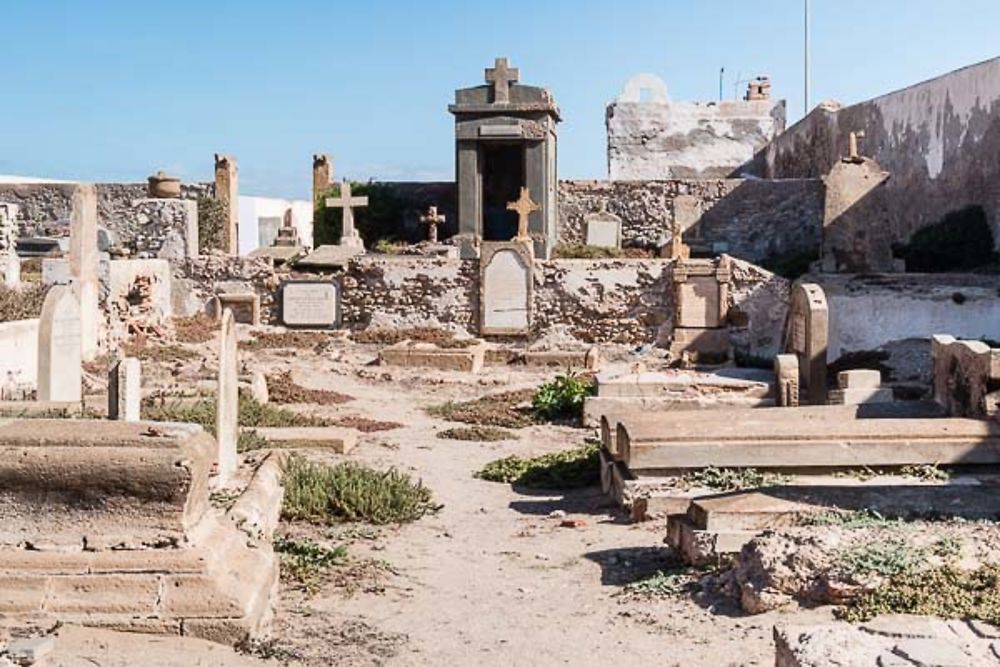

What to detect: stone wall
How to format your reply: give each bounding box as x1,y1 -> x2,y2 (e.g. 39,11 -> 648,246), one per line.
759,57 -> 1000,258
340,255 -> 785,356
172,253 -> 278,321
817,273 -> 1000,360
930,335 -> 1000,419
558,179 -> 823,263
0,182 -> 213,253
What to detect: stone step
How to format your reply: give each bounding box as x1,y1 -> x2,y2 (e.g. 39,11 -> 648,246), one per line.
665,513 -> 758,566
255,426 -> 359,454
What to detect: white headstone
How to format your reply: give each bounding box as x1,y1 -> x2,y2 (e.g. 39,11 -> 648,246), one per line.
584,205 -> 622,249
481,246 -> 531,335
108,357 -> 141,421
69,185 -> 100,362
281,281 -> 340,328
215,309 -> 238,484
37,286 -> 82,402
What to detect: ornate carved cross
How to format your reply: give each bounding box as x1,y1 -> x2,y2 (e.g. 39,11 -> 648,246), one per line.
485,57 -> 519,104
420,206 -> 446,243
324,179 -> 368,242
506,187 -> 540,241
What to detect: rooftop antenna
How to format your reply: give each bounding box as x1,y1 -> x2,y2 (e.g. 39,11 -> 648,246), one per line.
804,0 -> 811,115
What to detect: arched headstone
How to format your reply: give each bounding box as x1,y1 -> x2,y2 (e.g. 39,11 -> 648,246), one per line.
37,285 -> 82,402
215,309 -> 238,483
480,243 -> 533,336
618,73 -> 670,104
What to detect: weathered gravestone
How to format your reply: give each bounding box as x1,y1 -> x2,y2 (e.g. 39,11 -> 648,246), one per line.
108,356 -> 141,421
0,202 -> 21,285
669,257 -> 732,362
787,283 -> 829,405
281,281 -> 340,328
257,216 -> 282,249
480,242 -> 533,336
69,184 -> 99,362
584,202 -> 622,249
216,309 -> 238,484
37,285 -> 82,402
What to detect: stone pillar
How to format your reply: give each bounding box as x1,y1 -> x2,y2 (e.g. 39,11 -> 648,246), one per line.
108,357 -> 141,421
312,154 -> 333,205
214,154 -> 239,255
69,184 -> 99,362
215,309 -> 238,484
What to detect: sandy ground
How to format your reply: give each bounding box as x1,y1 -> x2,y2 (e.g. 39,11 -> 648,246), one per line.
234,339 -> 834,667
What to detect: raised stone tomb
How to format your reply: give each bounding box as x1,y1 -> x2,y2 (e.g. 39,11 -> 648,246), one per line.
0,419 -> 279,643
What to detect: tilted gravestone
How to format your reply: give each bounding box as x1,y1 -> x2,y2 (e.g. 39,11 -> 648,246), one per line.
787,283 -> 829,405
37,285 -> 82,402
69,184 -> 100,362
281,281 -> 340,329
480,242 -> 533,336
215,309 -> 238,484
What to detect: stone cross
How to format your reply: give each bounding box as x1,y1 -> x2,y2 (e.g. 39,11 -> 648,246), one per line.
420,206 -> 446,243
486,57 -> 519,104
506,187 -> 540,242
325,179 -> 368,249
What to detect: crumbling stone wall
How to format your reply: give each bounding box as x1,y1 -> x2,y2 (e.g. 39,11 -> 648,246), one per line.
340,257 -> 479,332
532,259 -> 673,345
172,253 -> 278,321
558,179 -> 822,263
760,56 -> 1000,259
341,256 -> 783,353
0,182 -> 213,250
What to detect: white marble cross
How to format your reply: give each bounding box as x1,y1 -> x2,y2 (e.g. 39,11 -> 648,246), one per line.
325,179 -> 368,247
485,57 -> 519,104
506,187 -> 540,241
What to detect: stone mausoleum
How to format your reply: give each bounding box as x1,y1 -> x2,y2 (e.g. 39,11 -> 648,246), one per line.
450,58 -> 561,258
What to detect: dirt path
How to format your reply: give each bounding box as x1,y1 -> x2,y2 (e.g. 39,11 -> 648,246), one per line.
256,346 -> 831,666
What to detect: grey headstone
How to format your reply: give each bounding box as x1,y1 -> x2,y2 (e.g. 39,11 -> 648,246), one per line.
109,357 -> 141,421
281,281 -> 340,328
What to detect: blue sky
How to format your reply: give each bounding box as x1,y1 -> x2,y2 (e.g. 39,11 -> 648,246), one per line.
3,0 -> 998,199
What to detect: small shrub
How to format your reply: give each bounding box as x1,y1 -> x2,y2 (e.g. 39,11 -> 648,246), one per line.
282,456 -> 440,525
762,249 -> 819,280
274,535 -> 348,593
143,395 -> 333,434
173,314 -> 218,344
532,372 -> 596,422
428,389 -> 536,429
122,339 -> 199,363
476,443 -> 600,489
800,509 -> 898,529
680,467 -> 790,492
900,464 -> 950,482
0,283 -> 49,322
897,206 -> 998,273
838,564 -> 1000,623
437,426 -> 518,442
835,539 -> 925,579
243,331 -> 337,351
552,244 -> 623,259
617,567 -> 702,599
267,371 -> 353,405
237,429 -> 270,453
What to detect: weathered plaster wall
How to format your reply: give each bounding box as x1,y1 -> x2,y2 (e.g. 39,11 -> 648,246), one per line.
607,98 -> 786,180
817,273 -> 1000,360
558,179 -> 822,263
761,57 -> 1000,253
727,258 -> 790,363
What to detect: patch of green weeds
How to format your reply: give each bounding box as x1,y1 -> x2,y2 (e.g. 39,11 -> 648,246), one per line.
274,535 -> 348,593
531,372 -> 596,422
282,456 -> 440,525
680,467 -> 790,492
476,443 -> 600,489
437,426 -> 518,442
427,389 -> 536,429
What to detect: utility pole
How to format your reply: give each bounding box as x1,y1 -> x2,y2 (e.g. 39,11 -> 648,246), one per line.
719,67 -> 725,101
804,0 -> 811,115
